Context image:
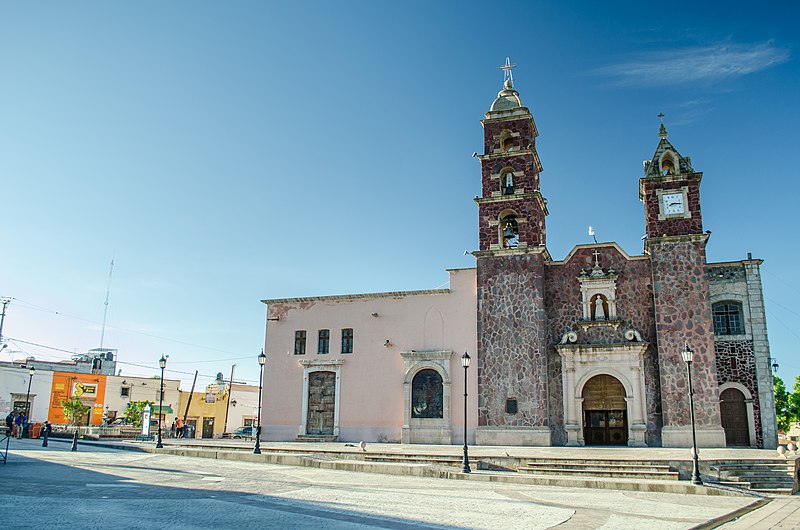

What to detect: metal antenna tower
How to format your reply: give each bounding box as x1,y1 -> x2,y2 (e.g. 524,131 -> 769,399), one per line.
100,259 -> 114,349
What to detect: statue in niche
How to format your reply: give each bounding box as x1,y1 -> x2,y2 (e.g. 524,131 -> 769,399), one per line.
592,294 -> 608,321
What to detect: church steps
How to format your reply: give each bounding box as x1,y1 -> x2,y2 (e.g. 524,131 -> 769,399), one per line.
708,460 -> 797,495
518,466 -> 679,481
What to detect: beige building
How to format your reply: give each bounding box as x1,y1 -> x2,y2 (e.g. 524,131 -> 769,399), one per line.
105,375 -> 181,426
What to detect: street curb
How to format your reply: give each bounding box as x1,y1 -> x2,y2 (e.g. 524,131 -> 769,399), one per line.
689,497 -> 771,530
44,438 -> 148,452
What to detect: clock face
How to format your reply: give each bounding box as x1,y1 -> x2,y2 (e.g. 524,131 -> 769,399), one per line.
662,193 -> 685,215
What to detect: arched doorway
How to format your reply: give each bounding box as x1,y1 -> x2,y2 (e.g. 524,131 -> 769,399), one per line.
582,374 -> 628,446
720,387 -> 749,446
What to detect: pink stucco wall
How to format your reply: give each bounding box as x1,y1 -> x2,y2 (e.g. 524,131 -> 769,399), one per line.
261,268 -> 478,444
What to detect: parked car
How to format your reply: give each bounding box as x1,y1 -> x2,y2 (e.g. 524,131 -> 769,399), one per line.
232,426 -> 257,439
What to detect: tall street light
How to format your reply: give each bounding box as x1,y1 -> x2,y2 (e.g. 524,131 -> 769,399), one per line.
461,351 -> 471,474
681,341 -> 702,485
254,349 -> 266,455
25,366 -> 35,434
156,355 -> 167,449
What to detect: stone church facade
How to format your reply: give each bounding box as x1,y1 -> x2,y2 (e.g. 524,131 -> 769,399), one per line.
261,73 -> 777,449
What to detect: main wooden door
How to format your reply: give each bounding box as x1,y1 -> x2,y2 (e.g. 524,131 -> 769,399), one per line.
582,375 -> 628,446
307,371 -> 336,435
720,388 -> 749,446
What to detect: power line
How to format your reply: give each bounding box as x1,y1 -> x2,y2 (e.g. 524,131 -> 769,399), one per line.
11,297 -> 256,357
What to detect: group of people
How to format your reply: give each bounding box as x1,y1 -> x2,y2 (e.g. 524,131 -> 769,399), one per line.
4,411 -> 28,439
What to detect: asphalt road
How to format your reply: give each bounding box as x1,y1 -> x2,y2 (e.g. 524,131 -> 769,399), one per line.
0,439 -> 757,529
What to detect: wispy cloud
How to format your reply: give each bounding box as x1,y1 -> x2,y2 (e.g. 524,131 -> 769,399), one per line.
594,41 -> 790,87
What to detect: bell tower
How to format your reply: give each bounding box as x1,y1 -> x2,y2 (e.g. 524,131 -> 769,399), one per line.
640,118 -> 725,447
473,60 -> 551,446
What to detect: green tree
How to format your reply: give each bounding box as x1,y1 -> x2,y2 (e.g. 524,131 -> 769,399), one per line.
774,376 -> 791,432
125,400 -> 154,428
789,376 -> 800,428
61,397 -> 91,425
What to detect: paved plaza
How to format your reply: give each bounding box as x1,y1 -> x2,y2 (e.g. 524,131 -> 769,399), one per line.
2,439 -> 796,529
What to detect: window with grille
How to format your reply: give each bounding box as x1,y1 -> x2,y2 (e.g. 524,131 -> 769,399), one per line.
294,330 -> 307,355
712,302 -> 744,335
318,329 -> 330,354
341,328 -> 353,354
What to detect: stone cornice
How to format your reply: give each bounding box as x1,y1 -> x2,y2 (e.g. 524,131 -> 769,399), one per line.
474,192 -> 549,216
644,232 -> 710,254
707,259 -> 764,268
298,359 -> 345,367
262,289 -> 450,305
472,246 -> 552,260
549,242 -> 649,264
400,350 -> 453,362
555,341 -> 649,356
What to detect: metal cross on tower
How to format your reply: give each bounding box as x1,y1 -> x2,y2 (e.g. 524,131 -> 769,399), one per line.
658,112 -> 665,125
499,57 -> 516,84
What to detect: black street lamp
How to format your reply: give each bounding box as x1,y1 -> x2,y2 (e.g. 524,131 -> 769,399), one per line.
461,351 -> 471,474
681,341 -> 702,485
254,350 -> 266,455
156,355 -> 167,448
25,366 -> 35,419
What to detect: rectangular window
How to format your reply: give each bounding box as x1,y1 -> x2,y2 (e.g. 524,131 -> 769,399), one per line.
341,328 -> 353,354
294,330 -> 307,355
505,398 -> 518,415
120,387 -> 130,397
318,329 -> 330,354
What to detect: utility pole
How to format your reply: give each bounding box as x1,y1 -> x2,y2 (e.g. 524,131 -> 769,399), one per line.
100,259 -> 114,350
223,364 -> 235,435
0,297 -> 11,350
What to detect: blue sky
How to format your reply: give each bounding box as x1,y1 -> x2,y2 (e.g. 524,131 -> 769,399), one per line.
1,2 -> 798,390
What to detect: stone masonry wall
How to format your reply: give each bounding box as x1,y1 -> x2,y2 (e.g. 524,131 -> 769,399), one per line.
715,339 -> 763,448
544,246 -> 662,446
481,156 -> 540,198
650,238 -> 722,429
477,253 -> 548,428
641,176 -> 703,238
483,119 -> 534,154
478,198 -> 546,250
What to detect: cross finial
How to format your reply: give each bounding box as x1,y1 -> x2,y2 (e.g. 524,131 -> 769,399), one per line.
658,112 -> 665,125
499,57 -> 516,85
593,250 -> 601,266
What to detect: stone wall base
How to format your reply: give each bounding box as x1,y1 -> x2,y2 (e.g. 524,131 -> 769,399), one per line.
661,426 -> 726,448
476,426 -> 552,446
402,427 -> 453,445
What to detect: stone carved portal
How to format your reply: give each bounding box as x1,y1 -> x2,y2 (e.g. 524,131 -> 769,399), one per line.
299,359 -> 343,438
556,341 -> 649,447
401,350 -> 452,444
306,371 -> 336,435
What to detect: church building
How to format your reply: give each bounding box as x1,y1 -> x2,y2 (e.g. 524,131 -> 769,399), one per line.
261,68 -> 777,449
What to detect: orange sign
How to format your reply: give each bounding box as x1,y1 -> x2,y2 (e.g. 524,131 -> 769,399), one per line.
48,372 -> 107,425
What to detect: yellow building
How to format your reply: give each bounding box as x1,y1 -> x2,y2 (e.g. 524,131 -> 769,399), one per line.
177,381 -> 230,439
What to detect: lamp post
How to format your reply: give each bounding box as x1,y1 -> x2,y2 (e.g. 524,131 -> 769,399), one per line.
156,355 -> 167,448
461,351 -> 471,474
25,366 -> 35,418
254,350 -> 266,455
681,341 -> 702,485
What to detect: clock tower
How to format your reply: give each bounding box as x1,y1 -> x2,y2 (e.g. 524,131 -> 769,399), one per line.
473,63 -> 551,446
640,120 -> 725,447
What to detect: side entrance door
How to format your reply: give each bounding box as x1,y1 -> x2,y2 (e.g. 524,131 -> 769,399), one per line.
306,371 -> 336,435
202,417 -> 215,438
720,388 -> 750,446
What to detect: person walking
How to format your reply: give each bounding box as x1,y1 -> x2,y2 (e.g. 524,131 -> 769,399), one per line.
175,417 -> 184,439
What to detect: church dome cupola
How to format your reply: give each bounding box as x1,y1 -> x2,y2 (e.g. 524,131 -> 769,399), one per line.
489,78 -> 523,112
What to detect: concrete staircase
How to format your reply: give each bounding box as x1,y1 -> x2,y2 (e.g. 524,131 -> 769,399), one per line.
709,460 -> 797,495
295,435 -> 338,442
517,458 -> 679,481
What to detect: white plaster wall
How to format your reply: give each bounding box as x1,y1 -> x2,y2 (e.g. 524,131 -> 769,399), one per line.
226,385 -> 260,430
0,364 -> 54,422
262,268 -> 478,443
104,375 -> 181,422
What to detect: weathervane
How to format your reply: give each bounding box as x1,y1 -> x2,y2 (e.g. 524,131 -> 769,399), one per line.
499,57 -> 516,84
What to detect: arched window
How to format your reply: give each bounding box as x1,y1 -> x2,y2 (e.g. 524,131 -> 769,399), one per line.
712,301 -> 744,335
499,213 -> 519,249
411,369 -> 443,418
501,170 -> 515,195
499,129 -> 514,152
660,153 -> 677,176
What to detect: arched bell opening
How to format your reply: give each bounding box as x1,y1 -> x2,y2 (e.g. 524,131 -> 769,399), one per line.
498,212 -> 519,249
500,169 -> 515,195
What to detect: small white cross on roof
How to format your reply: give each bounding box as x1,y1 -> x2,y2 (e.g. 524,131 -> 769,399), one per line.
499,57 -> 516,84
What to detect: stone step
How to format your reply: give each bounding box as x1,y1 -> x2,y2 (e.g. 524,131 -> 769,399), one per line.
517,467 -> 679,481
521,458 -> 671,466
750,488 -> 794,495
295,435 -> 338,442
523,462 -> 671,473
363,455 -> 479,466
714,463 -> 794,471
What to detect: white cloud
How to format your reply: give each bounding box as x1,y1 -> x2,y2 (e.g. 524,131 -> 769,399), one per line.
594,41 -> 790,87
